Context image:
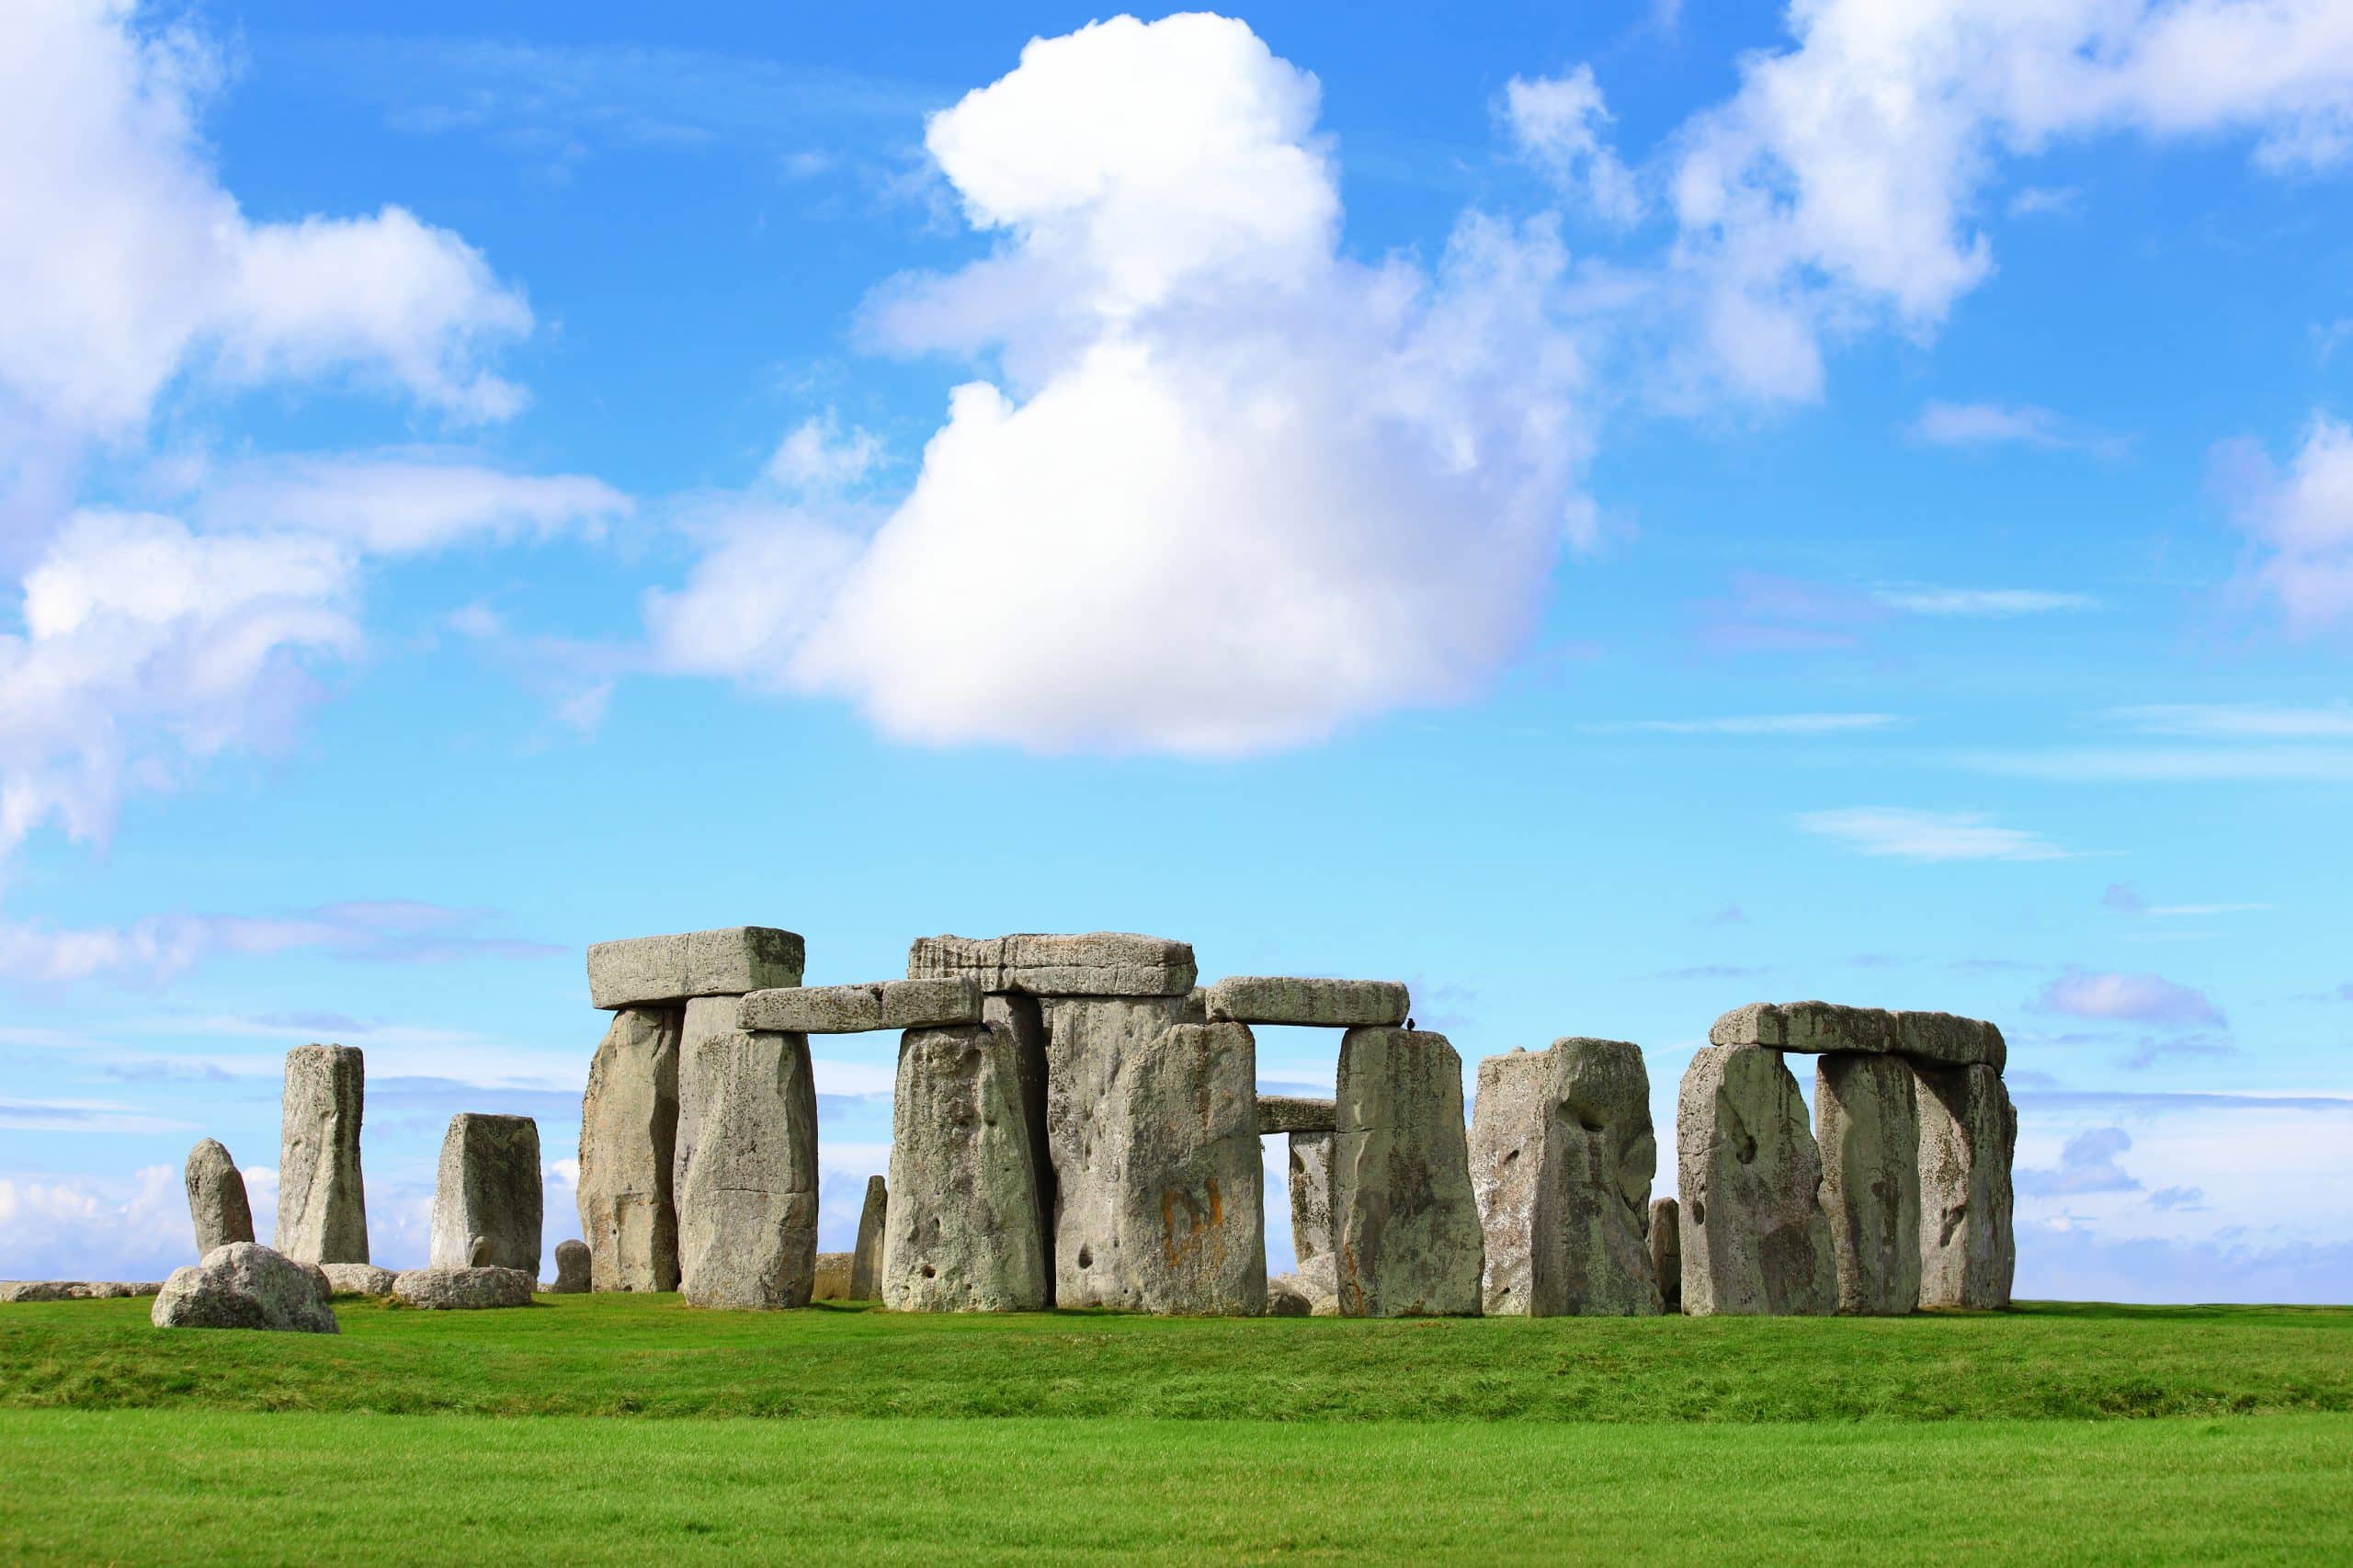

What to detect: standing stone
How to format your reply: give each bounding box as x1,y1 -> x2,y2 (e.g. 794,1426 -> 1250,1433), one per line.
1332,1027 -> 1483,1317
1650,1198 -> 1680,1312
428,1115 -> 542,1273
1288,1131 -> 1334,1264
1677,1046 -> 1837,1316
884,1023 -> 1051,1312
671,994 -> 744,1196
550,1239 -> 591,1294
1470,1039 -> 1660,1317
275,1045 -> 369,1265
577,1006 -> 681,1292
675,1028 -> 818,1309
849,1176 -> 887,1301
184,1138 -> 254,1256
1815,1052 -> 1923,1315
1915,1062 -> 2017,1310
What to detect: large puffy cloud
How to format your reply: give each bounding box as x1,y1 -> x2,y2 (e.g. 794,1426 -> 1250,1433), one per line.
649,13 -> 1592,754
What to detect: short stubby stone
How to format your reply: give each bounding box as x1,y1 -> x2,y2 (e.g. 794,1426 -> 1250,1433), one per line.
1915,1062 -> 2018,1310
1274,1254 -> 1338,1317
321,1263 -> 397,1298
153,1243 -> 338,1334
275,1044 -> 369,1266
1815,1052 -> 1924,1316
1651,1198 -> 1681,1312
812,1252 -> 854,1301
1471,1039 -> 1661,1317
392,1266 -> 534,1310
1896,1011 -> 2008,1074
1333,1028 -> 1483,1318
550,1239 -> 591,1294
1092,1022 -> 1266,1315
1709,1001 -> 1897,1055
577,1006 -> 681,1292
5,1281 -> 163,1301
739,977 -> 983,1034
184,1137 -> 255,1256
587,926 -> 806,1009
429,1113 -> 543,1275
1677,1046 -> 1838,1316
676,1028 -> 819,1309
850,1175 -> 888,1301
1288,1131 -> 1334,1265
884,1022 -> 1051,1312
1266,1275 -> 1314,1316
908,933 -> 1196,998
1206,977 -> 1410,1028
1256,1096 -> 1336,1135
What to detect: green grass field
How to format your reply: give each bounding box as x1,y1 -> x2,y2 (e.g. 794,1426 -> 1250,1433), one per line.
3,1296 -> 2348,1562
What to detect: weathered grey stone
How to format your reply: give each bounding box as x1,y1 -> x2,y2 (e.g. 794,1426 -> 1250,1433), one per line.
1266,1275 -> 1313,1316
587,926 -> 805,1009
1815,1052 -> 1923,1315
850,1176 -> 887,1301
577,1005 -> 681,1293
1651,1198 -> 1680,1312
1710,1001 -> 1897,1055
550,1239 -> 590,1294
275,1044 -> 369,1265
671,994 -> 745,1201
908,932 -> 1196,998
1470,1039 -> 1660,1317
3,1280 -> 163,1302
321,1263 -> 396,1298
153,1244 -> 337,1333
1677,1046 -> 1838,1316
184,1137 -> 254,1256
740,977 -> 982,1034
1915,1062 -> 2017,1310
1207,977 -> 1410,1028
429,1113 -> 543,1274
1332,1028 -> 1483,1317
392,1266 -> 534,1310
675,1028 -> 818,1309
1257,1096 -> 1336,1135
812,1252 -> 854,1301
883,1023 -> 1051,1312
1279,1253 -> 1339,1316
1897,1011 -> 2008,1074
1288,1131 -> 1334,1265
72,1281 -> 164,1300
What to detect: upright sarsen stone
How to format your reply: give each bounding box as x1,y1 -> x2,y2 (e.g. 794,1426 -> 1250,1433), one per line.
1650,1197 -> 1680,1312
1677,1046 -> 1836,1316
1815,1052 -> 1922,1315
1289,1131 -> 1334,1264
1332,1028 -> 1483,1317
275,1045 -> 369,1265
577,1006 -> 681,1291
850,1176 -> 887,1301
1915,1062 -> 2017,1310
675,1028 -> 818,1309
883,1023 -> 1051,1312
429,1114 -> 543,1274
184,1138 -> 254,1256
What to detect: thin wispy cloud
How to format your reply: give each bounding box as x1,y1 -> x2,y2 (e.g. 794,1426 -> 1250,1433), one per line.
1796,807 -> 2075,862
1874,586 -> 2097,617
1907,401 -> 2128,456
2102,884 -> 2272,918
2034,968 -> 2226,1028
2108,703 -> 2353,739
1961,702 -> 2353,783
1585,712 -> 1904,735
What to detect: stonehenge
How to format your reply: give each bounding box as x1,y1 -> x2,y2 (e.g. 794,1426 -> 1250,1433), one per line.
577,1006 -> 681,1291
429,1113 -> 543,1274
1677,1044 -> 1839,1315
850,1176 -> 888,1301
1650,1198 -> 1680,1312
153,1243 -> 338,1334
1814,1052 -> 1923,1315
392,1267 -> 534,1310
675,1024 -> 820,1309
882,1021 -> 1051,1312
1332,1027 -> 1483,1317
551,1240 -> 591,1294
184,1138 -> 255,1256
1917,1063 -> 2018,1309
275,1044 -> 369,1265
322,1263 -> 396,1298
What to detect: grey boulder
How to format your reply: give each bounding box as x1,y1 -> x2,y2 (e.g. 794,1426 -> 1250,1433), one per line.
1092,1022 -> 1266,1315
321,1263 -> 397,1298
812,1252 -> 854,1301
1288,1131 -> 1334,1266
184,1137 -> 255,1256
392,1267 -> 534,1310
153,1243 -> 337,1333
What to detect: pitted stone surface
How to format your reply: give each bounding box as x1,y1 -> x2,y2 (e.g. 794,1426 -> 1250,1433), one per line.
1207,977 -> 1409,1028
1650,1198 -> 1681,1312
1288,1131 -> 1334,1265
1897,1011 -> 2008,1074
550,1240 -> 591,1294
587,926 -> 805,1009
275,1045 -> 369,1265
850,1175 -> 887,1301
740,977 -> 982,1034
5,1280 -> 164,1301
1677,1046 -> 1838,1316
321,1263 -> 396,1298
577,1005 -> 681,1292
675,1028 -> 818,1309
812,1252 -> 853,1301
429,1114 -> 543,1274
1332,1028 -> 1483,1318
1815,1052 -> 1923,1315
392,1266 -> 533,1310
1916,1062 -> 2017,1310
1471,1039 -> 1661,1317
908,933 -> 1196,998
883,1023 -> 1051,1312
671,994 -> 743,1200
153,1243 -> 337,1333
1257,1096 -> 1337,1135
184,1138 -> 255,1256
1709,1002 -> 1897,1056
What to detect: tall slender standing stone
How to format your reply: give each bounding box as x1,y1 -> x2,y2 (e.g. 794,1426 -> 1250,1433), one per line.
1332,1027 -> 1483,1317
1650,1197 -> 1680,1312
1471,1039 -> 1660,1317
1677,1045 -> 1836,1315
675,1028 -> 818,1309
1815,1052 -> 1922,1315
276,1044 -> 369,1265
1915,1062 -> 2017,1309
1289,1131 -> 1334,1264
429,1113 -> 543,1274
577,1006 -> 681,1291
184,1138 -> 255,1256
849,1176 -> 888,1301
883,1023 -> 1051,1312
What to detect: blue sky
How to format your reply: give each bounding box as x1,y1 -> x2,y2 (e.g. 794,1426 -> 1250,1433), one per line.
5,0 -> 2352,1301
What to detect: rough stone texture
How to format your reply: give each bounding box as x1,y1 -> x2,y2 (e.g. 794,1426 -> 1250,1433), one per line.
1897,1011 -> 2008,1074
275,1044 -> 369,1265
1274,1253 -> 1338,1316
1266,1275 -> 1313,1316
577,1005 -> 681,1293
1331,1028 -> 1483,1318
1709,1001 -> 1897,1055
908,933 -> 1196,998
672,994 -> 745,1205
675,1028 -> 819,1309
1206,977 -> 1409,1028
1471,1039 -> 1660,1318
883,1023 -> 1051,1312
812,1252 -> 854,1301
429,1113 -> 543,1275
1257,1096 -> 1336,1135
1915,1062 -> 2018,1310
4,1281 -> 163,1301
550,1240 -> 590,1294
321,1263 -> 396,1298
1815,1052 -> 1924,1316
153,1244 -> 337,1333
1677,1046 -> 1838,1316
392,1267 -> 534,1310
741,978 -> 982,1034
850,1176 -> 887,1301
1288,1131 -> 1334,1265
587,926 -> 805,1009
184,1137 -> 255,1256
1651,1198 -> 1681,1312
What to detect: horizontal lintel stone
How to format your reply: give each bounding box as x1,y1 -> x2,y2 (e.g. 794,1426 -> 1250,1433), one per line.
1709,1000 -> 2004,1072
1208,977 -> 1409,1028
740,978 -> 983,1034
588,927 -> 805,1009
1256,1095 -> 1337,1135
906,933 -> 1195,998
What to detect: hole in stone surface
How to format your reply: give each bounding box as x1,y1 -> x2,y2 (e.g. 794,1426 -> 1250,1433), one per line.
1690,1199 -> 1706,1226
1075,1244 -> 1093,1269
921,1265 -> 936,1279
1578,1119 -> 1606,1134
1502,1148 -> 1519,1164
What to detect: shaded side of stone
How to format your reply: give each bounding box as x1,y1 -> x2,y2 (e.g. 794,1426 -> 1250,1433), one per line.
429,1113 -> 543,1274
1332,1028 -> 1483,1318
184,1137 -> 254,1256
1709,1001 -> 1897,1055
1207,977 -> 1409,1028
1650,1197 -> 1680,1312
1897,1011 -> 2008,1074
275,1044 -> 369,1265
550,1240 -> 591,1294
577,1005 -> 682,1292
883,1023 -> 1051,1312
1676,1045 -> 1837,1316
1257,1096 -> 1336,1135
1915,1062 -> 2017,1310
812,1252 -> 854,1301
1815,1051 -> 1923,1315
1288,1131 -> 1334,1266
849,1175 -> 888,1301
675,1028 -> 819,1309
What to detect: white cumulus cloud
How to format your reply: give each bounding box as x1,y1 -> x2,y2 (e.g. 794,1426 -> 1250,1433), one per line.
2214,413 -> 2353,631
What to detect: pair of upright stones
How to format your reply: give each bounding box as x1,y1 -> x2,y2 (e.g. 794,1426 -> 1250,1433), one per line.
1682,1002 -> 2016,1315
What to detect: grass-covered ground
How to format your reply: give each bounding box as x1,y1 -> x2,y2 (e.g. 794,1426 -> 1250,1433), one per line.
2,1296 -> 2349,1562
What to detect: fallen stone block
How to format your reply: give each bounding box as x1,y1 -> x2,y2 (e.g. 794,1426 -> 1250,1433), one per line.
1897,1011 -> 2008,1074
1256,1095 -> 1336,1135
321,1263 -> 396,1298
184,1137 -> 255,1256
1093,1022 -> 1267,1315
1677,1046 -> 1838,1316
153,1244 -> 337,1333
1915,1062 -> 2018,1309
812,1252 -> 854,1301
884,1022 -> 1051,1312
587,926 -> 806,1009
429,1113 -> 543,1275
275,1044 -> 369,1266
392,1267 -> 534,1310
3,1281 -> 164,1302
549,1240 -> 590,1294
739,977 -> 983,1034
908,932 -> 1196,998
1816,1052 -> 1923,1315
1333,1028 -> 1483,1317
1289,1131 -> 1334,1266
1651,1198 -> 1680,1312
1267,1253 -> 1338,1317
850,1175 -> 887,1301
1266,1275 -> 1314,1316
578,1005 -> 681,1292
676,1028 -> 819,1309
1207,977 -> 1409,1028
